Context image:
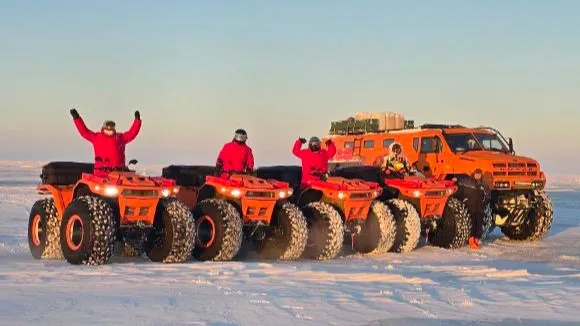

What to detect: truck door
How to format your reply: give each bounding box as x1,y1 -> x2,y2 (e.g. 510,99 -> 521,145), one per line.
416,136 -> 443,177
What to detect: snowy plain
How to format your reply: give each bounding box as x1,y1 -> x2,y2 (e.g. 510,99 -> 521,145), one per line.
0,160 -> 579,326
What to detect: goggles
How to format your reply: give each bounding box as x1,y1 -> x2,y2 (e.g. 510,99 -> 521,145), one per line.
234,133 -> 247,142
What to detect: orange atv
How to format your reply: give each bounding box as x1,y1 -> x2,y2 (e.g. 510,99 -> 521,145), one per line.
161,166 -> 308,262
256,166 -> 396,260
28,159 -> 195,266
331,165 -> 471,251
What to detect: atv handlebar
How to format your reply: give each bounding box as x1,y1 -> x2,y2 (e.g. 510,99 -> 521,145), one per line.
95,157 -> 138,173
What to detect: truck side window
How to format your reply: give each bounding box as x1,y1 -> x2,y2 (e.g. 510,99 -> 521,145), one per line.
383,139 -> 394,148
363,140 -> 375,148
420,137 -> 442,153
344,141 -> 354,149
413,138 -> 419,152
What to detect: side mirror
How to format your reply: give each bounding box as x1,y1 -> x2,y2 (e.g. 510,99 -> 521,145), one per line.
508,138 -> 514,153
128,159 -> 138,166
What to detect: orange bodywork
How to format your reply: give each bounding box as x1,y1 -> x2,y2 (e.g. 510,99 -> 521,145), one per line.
177,174 -> 294,225
323,126 -> 546,192
305,176 -> 382,221
384,175 -> 456,218
37,171 -> 178,226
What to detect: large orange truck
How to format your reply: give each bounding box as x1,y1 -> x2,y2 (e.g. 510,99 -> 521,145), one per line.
323,117 -> 553,243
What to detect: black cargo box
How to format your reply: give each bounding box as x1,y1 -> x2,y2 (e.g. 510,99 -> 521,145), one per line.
161,165 -> 216,187
41,162 -> 94,186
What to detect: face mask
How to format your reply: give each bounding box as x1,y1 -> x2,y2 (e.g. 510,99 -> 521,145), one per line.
103,129 -> 115,136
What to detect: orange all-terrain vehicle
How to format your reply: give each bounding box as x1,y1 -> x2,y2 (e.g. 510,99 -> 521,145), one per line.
28,160 -> 195,265
161,165 -> 308,262
324,118 -> 552,242
256,166 -> 396,260
331,165 -> 471,251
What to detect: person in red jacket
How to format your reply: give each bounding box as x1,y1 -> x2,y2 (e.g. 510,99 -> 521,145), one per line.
292,136 -> 336,187
70,108 -> 142,177
216,129 -> 255,178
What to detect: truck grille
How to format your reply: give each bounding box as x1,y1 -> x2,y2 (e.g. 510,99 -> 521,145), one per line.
493,161 -> 538,178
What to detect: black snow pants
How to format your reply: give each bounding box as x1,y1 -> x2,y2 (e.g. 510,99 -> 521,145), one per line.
456,178 -> 490,238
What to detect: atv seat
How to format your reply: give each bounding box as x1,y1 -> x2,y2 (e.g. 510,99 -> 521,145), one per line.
161,165 -> 217,187
41,162 -> 95,186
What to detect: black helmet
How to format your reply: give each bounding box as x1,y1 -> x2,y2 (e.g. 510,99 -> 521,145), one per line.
234,129 -> 247,143
309,136 -> 321,151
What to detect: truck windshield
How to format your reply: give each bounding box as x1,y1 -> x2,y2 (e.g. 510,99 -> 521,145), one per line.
443,133 -> 508,153
473,133 -> 508,152
443,133 -> 483,152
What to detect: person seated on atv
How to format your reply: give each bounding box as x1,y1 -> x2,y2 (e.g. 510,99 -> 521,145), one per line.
292,136 -> 336,187
70,108 -> 142,177
216,129 -> 255,178
380,142 -> 410,178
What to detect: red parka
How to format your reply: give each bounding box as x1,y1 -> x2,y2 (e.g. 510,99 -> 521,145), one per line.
216,140 -> 254,177
73,117 -> 142,176
292,138 -> 336,186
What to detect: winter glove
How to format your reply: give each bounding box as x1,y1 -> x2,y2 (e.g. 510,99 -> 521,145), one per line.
134,110 -> 140,120
70,108 -> 80,119
299,137 -> 307,144
245,167 -> 253,175
325,139 -> 332,145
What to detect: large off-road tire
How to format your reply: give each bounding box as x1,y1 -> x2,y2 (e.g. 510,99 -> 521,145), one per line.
353,200 -> 396,254
385,199 -> 421,253
145,198 -> 196,263
301,202 -> 344,260
480,202 -> 494,240
501,190 -> 554,241
429,197 -> 471,249
59,196 -> 116,265
191,198 -> 243,261
254,202 -> 308,260
28,198 -> 63,260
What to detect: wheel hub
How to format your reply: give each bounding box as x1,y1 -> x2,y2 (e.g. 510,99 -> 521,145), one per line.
31,214 -> 44,247
66,215 -> 84,251
196,216 -> 216,248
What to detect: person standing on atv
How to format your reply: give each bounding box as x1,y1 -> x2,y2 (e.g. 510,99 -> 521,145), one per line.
292,136 -> 336,187
455,169 -> 490,250
70,108 -> 141,177
380,142 -> 410,178
216,129 -> 255,178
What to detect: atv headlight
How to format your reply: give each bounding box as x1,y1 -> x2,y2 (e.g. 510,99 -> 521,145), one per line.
104,186 -> 119,197
338,192 -> 345,199
231,188 -> 242,197
413,190 -> 421,198
278,191 -> 286,198
373,191 -> 379,197
173,187 -> 179,193
287,189 -> 293,196
162,189 -> 171,197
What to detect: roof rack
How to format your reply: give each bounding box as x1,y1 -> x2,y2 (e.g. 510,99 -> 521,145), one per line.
420,123 -> 465,129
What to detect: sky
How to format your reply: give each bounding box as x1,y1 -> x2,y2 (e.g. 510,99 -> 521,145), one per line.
0,0 -> 578,173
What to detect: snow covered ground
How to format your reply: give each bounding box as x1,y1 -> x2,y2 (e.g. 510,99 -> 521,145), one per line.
1,162 -> 579,325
